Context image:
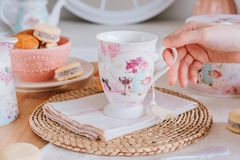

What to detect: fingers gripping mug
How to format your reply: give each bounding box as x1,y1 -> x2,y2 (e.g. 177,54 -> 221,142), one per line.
96,31 -> 177,119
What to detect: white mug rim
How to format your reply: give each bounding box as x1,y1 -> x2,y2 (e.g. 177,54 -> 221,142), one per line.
96,30 -> 158,45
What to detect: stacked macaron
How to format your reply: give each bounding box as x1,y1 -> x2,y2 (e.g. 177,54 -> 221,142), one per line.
33,23 -> 61,49
13,23 -> 61,49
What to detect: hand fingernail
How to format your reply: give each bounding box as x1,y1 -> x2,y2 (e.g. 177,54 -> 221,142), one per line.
192,78 -> 197,84
180,83 -> 184,88
163,37 -> 173,45
180,82 -> 187,88
168,80 -> 173,86
190,76 -> 197,84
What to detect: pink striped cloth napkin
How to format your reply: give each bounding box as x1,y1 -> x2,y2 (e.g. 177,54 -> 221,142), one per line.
42,89 -> 197,141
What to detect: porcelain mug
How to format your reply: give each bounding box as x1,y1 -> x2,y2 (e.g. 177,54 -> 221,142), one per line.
96,31 -> 177,119
188,63 -> 240,97
0,36 -> 18,126
186,14 -> 240,97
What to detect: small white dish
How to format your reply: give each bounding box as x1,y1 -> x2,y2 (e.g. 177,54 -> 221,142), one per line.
14,57 -> 94,92
187,85 -> 240,98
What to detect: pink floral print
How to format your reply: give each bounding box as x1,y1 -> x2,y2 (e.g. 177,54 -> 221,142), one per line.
220,81 -> 240,94
208,70 -> 222,79
0,42 -> 15,49
100,42 -> 120,58
142,76 -> 151,85
126,57 -> 143,73
0,67 -> 13,85
139,61 -> 149,71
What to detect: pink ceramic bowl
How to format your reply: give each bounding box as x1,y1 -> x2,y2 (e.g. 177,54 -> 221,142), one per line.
10,36 -> 71,82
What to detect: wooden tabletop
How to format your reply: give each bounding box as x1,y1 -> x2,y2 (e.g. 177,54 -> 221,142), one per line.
0,63 -> 97,152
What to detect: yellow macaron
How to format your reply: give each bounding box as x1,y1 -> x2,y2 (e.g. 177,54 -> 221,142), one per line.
227,108 -> 240,134
55,62 -> 83,81
0,143 -> 41,160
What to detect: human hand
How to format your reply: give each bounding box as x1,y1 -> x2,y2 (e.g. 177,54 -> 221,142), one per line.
162,21 -> 240,88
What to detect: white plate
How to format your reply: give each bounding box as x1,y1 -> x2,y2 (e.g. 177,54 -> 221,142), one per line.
14,57 -> 94,92
186,86 -> 240,99
64,0 -> 175,25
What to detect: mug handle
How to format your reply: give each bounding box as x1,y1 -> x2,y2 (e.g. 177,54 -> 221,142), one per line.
152,45 -> 178,82
0,0 -> 14,30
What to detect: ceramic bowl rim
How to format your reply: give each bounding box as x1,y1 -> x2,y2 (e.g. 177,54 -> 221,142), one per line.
11,35 -> 71,52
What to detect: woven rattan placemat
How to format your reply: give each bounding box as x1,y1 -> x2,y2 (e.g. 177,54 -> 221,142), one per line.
29,87 -> 212,156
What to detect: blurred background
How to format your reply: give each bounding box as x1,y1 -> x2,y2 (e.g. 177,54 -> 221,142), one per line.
47,0 -> 240,22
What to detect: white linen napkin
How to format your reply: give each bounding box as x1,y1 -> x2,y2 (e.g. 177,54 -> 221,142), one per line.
42,89 -> 198,141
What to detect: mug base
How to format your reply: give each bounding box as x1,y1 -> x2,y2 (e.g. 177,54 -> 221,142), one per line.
0,116 -> 18,127
103,103 -> 147,119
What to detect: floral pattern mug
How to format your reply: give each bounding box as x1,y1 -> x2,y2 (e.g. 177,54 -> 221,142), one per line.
188,63 -> 240,97
96,31 -> 177,119
0,36 -> 18,126
186,14 -> 240,97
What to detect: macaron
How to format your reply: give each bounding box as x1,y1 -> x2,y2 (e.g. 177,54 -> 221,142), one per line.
39,42 -> 58,49
13,34 -> 39,49
227,108 -> 240,134
33,23 -> 61,43
0,143 -> 41,160
55,62 -> 83,81
45,42 -> 58,48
